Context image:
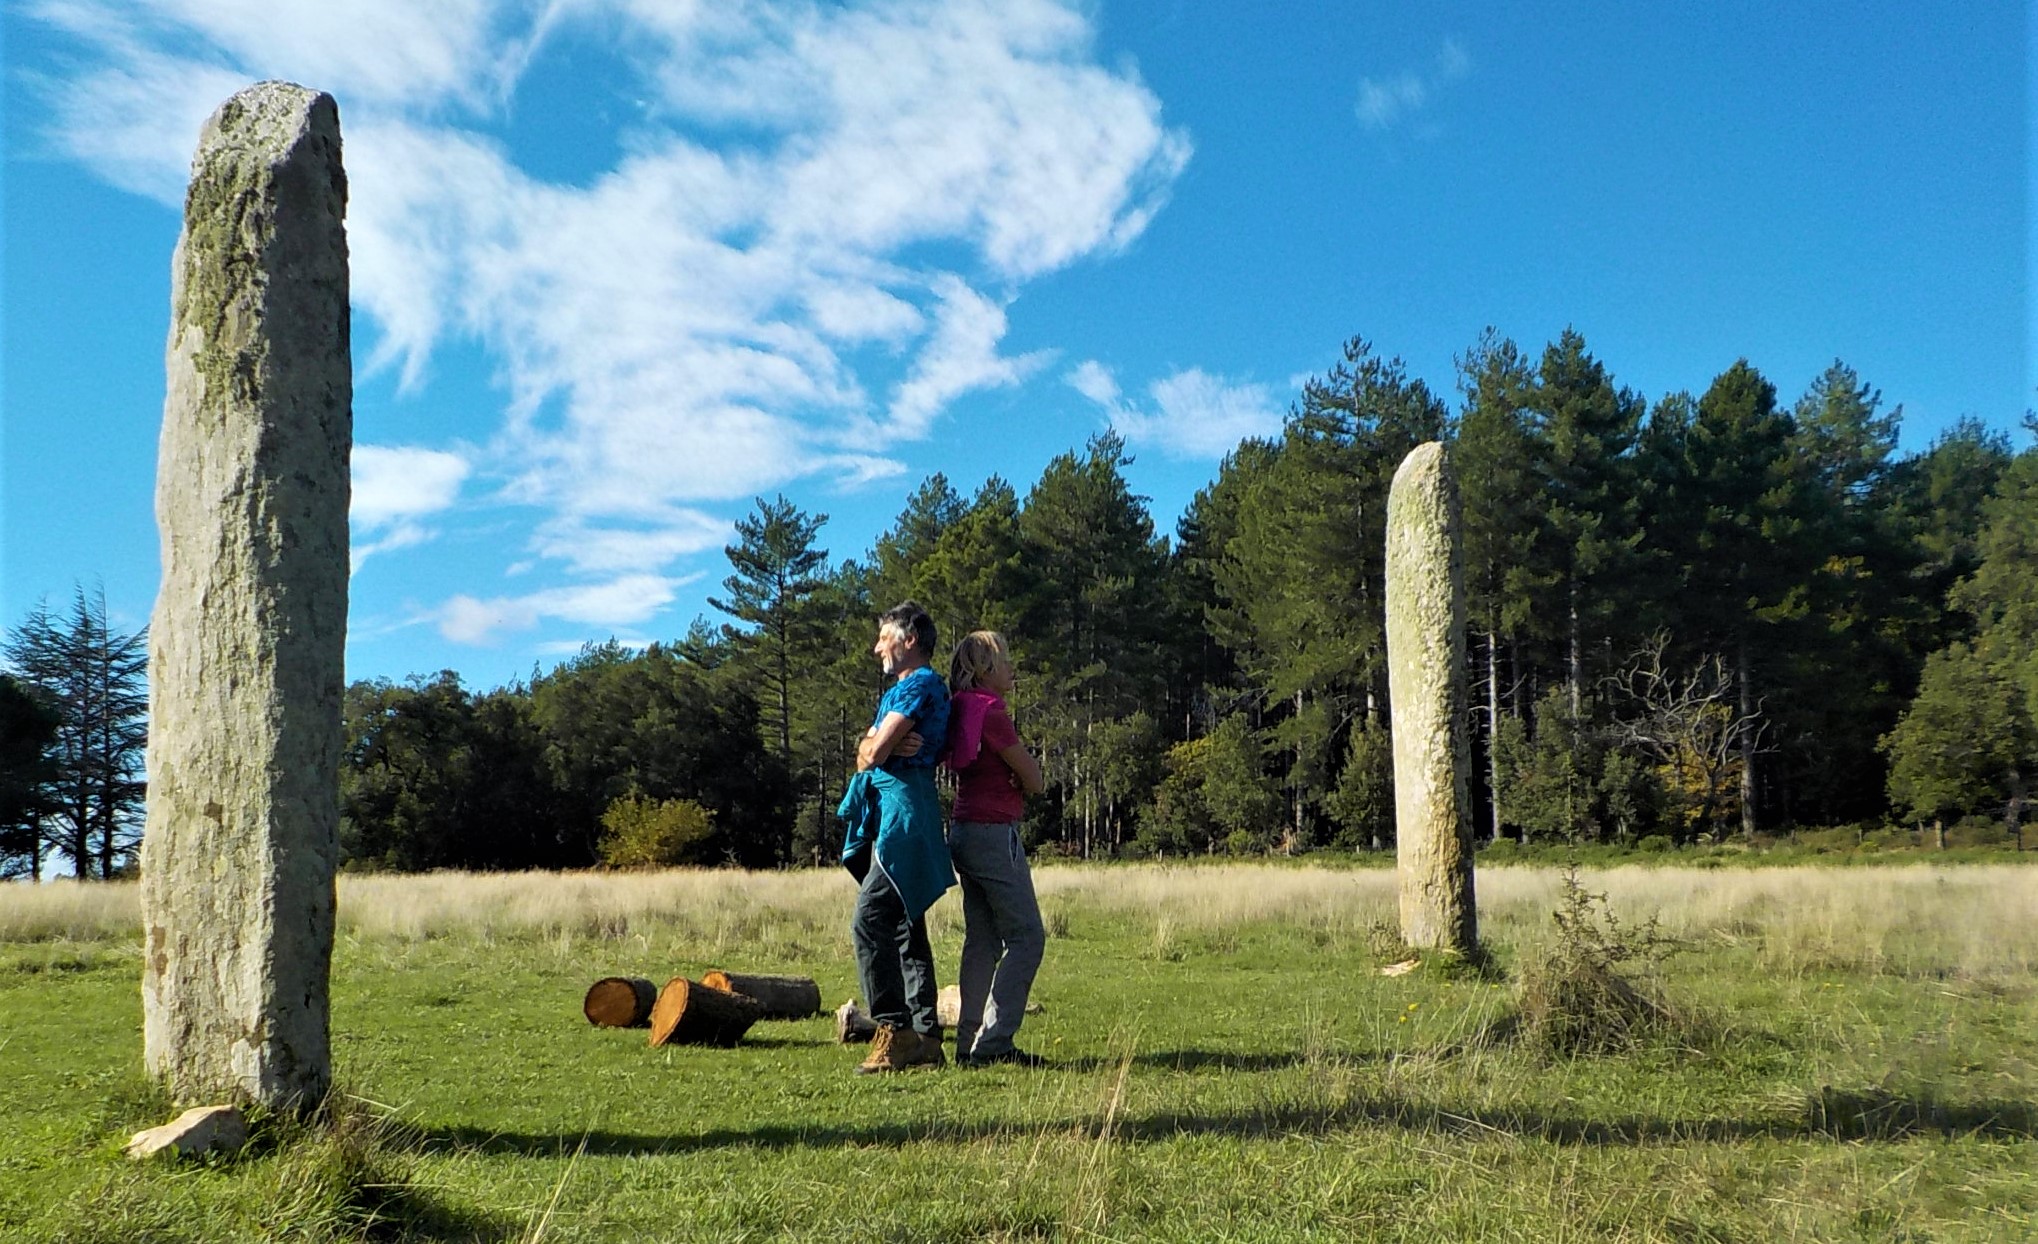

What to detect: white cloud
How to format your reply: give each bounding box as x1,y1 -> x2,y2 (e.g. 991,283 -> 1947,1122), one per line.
880,278 -> 1051,443
1070,363 -> 1283,460
1357,38 -> 1471,132
1357,75 -> 1427,131
531,511 -> 730,575
352,444 -> 472,528
24,0 -> 1190,643
1066,358 -> 1122,406
22,0 -> 526,201
1437,38 -> 1470,80
350,444 -> 471,570
351,521 -> 434,572
436,573 -> 681,644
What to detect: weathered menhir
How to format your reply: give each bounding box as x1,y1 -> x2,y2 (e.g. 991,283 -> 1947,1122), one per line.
1384,442 -> 1478,957
141,81 -> 351,1111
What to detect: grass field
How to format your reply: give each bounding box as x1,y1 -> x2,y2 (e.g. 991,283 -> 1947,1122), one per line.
3,862 -> 2035,1242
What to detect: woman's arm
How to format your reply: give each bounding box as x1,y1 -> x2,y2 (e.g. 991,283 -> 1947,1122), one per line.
996,740 -> 1045,795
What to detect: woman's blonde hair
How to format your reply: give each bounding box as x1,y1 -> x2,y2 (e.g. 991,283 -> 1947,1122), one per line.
949,630 -> 1010,693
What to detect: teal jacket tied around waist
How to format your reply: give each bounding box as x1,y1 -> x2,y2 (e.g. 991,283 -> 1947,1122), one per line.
839,766 -> 954,919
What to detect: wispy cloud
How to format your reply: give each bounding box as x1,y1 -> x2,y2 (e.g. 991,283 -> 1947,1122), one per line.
350,443 -> 471,570
353,444 -> 471,528
1069,362 -> 1283,460
879,277 -> 1052,444
1357,38 -> 1471,132
435,573 -> 687,645
24,0 -> 1190,642
531,511 -> 731,576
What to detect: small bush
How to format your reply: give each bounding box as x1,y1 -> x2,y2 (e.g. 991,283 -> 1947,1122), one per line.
1635,834 -> 1673,853
1364,917 -> 1409,963
1515,869 -> 1686,1055
1946,815 -> 2011,848
598,795 -> 716,869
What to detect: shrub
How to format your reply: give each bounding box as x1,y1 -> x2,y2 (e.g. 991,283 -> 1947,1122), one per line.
598,795 -> 716,869
1946,815 -> 2012,848
1635,834 -> 1673,853
1515,869 -> 1686,1055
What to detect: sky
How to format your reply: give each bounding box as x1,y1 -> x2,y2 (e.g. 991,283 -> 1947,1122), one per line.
2,1 -> 2030,691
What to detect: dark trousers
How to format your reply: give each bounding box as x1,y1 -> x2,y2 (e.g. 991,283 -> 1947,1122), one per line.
851,861 -> 939,1035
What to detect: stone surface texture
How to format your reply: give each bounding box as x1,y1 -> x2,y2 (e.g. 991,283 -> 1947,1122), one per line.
1384,442 -> 1478,954
125,1105 -> 249,1161
141,82 -> 350,1110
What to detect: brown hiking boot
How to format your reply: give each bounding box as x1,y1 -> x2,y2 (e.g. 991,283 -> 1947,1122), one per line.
855,1023 -> 916,1074
904,1029 -> 946,1069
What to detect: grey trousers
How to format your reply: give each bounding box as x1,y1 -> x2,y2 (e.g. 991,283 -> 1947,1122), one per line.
948,820 -> 1046,1058
849,860 -> 940,1036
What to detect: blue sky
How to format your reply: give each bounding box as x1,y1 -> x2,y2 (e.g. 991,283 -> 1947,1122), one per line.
3,1 -> 2029,690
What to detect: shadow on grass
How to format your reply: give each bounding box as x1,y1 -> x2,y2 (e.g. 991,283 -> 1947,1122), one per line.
1800,1086 -> 2038,1141
1061,1049 -> 1319,1073
421,1089 -> 2038,1159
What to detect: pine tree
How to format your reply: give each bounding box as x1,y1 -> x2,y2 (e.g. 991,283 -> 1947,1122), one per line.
1645,361 -> 1817,834
1527,329 -> 1646,712
1776,363 -> 1923,824
1208,337 -> 1450,848
868,474 -> 966,608
1889,416 -> 2014,588
1793,360 -> 1900,502
1019,433 -> 1171,853
709,495 -> 831,768
2,587 -> 148,878
1169,438 -> 1281,731
909,477 -> 1037,643
0,674 -> 59,880
788,563 -> 884,864
1941,441 -> 2038,837
1453,330 -> 1541,839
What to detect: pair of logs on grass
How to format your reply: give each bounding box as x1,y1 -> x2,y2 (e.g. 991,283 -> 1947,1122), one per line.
583,971 -> 822,1048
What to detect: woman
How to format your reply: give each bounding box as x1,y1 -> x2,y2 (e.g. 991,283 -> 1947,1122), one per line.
943,631 -> 1047,1067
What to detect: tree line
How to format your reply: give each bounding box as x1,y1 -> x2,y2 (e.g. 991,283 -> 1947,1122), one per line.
5,330 -> 2034,877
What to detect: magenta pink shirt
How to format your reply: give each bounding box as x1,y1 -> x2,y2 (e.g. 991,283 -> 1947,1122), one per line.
949,689 -> 1025,824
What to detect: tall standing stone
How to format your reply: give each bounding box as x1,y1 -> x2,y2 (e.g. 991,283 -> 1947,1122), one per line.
141,82 -> 350,1110
1385,442 -> 1477,955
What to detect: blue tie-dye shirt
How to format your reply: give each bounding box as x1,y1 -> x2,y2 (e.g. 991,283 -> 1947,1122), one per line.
871,665 -> 949,769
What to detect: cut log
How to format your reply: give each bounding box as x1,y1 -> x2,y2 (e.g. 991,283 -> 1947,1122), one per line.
583,976 -> 658,1028
932,985 -> 1044,1029
648,978 -> 764,1048
836,998 -> 877,1044
701,971 -> 822,1019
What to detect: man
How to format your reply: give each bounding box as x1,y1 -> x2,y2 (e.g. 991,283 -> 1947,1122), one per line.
840,600 -> 953,1073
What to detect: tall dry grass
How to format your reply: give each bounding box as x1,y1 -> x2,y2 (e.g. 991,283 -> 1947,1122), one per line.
0,878 -> 139,943
4,862 -> 2034,979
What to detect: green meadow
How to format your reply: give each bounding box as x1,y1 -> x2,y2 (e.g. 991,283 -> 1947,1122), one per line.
3,862 -> 2034,1242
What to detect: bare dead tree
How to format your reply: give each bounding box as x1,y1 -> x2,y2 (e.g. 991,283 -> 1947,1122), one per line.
1602,634 -> 1768,841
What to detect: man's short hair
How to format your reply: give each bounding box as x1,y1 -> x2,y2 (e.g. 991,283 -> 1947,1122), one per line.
878,600 -> 937,656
